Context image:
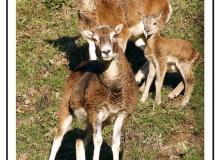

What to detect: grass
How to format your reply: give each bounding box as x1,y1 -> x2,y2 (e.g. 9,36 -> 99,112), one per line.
16,0 -> 204,159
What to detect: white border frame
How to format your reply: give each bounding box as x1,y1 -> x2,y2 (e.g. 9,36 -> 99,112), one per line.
8,0 -> 16,159
204,0 -> 214,159
214,0 -> 219,160
1,0 -> 214,159
0,0 -> 7,159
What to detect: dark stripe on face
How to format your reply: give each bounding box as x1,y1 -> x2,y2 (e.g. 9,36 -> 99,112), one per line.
100,35 -> 111,48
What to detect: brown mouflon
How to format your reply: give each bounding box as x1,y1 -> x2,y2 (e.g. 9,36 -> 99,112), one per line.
49,24 -> 138,160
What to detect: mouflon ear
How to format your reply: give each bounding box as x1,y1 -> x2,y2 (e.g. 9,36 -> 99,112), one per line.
80,30 -> 93,40
114,24 -> 123,35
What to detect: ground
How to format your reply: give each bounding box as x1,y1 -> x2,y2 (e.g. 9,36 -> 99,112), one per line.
16,0 -> 204,159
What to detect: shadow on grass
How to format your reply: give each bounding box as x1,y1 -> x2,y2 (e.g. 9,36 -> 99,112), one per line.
164,72 -> 182,88
54,128 -> 123,160
45,36 -> 90,71
125,41 -> 147,73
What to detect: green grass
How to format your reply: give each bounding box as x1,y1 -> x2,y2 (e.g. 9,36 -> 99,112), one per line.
16,0 -> 204,159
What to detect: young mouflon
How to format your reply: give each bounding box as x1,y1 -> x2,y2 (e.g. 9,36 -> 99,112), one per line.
49,24 -> 138,160
136,15 -> 199,106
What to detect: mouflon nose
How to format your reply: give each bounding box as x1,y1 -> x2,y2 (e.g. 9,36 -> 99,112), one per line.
102,50 -> 111,55
146,29 -> 150,33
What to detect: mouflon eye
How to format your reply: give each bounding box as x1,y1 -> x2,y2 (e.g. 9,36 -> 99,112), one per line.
153,22 -> 157,25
